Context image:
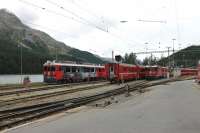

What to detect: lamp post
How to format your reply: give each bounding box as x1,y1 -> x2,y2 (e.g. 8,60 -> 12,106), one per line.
182,54 -> 185,67
20,43 -> 22,83
166,47 -> 171,68
172,38 -> 176,68
112,50 -> 114,62
145,42 -> 148,54
18,41 -> 23,84
55,47 -> 58,61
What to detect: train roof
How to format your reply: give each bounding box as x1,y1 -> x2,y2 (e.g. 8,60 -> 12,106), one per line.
44,61 -> 104,68
145,65 -> 168,68
108,62 -> 137,67
145,65 -> 159,68
179,68 -> 197,70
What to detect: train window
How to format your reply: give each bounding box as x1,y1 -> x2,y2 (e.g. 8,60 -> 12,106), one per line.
50,66 -> 55,71
61,66 -> 65,71
72,67 -> 77,72
65,66 -> 71,72
91,68 -> 95,72
44,66 -> 47,71
145,68 -> 150,71
84,67 -> 90,72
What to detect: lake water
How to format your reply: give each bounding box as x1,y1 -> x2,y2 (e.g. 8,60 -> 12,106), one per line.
0,74 -> 43,84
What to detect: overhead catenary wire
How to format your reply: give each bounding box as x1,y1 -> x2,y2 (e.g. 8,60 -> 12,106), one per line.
78,1 -> 142,42
44,0 -> 107,32
19,0 -> 150,50
69,0 -> 106,24
173,0 -> 181,47
133,49 -> 200,55
137,19 -> 167,23
43,0 -> 144,46
66,1 -> 144,46
18,0 -> 106,32
69,0 -> 110,31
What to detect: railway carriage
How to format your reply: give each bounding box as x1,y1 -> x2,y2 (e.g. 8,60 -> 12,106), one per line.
96,67 -> 107,80
43,61 -> 105,83
180,68 -> 198,76
145,66 -> 168,79
137,65 -> 146,79
105,63 -> 140,82
197,62 -> 200,83
173,68 -> 198,77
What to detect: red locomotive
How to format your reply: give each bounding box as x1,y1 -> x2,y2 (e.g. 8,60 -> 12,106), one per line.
105,63 -> 143,82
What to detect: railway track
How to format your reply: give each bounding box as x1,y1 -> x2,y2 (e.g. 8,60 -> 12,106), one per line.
0,81 -> 109,107
0,80 -> 106,92
0,80 -> 107,97
0,83 -> 46,91
0,81 -> 148,131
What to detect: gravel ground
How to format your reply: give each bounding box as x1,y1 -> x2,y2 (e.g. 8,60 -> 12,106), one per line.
6,80 -> 200,133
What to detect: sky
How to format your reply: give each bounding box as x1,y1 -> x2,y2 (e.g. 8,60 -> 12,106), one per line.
0,0 -> 200,60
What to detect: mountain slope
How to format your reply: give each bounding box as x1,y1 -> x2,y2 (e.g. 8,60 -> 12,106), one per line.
0,9 -> 105,74
158,45 -> 200,68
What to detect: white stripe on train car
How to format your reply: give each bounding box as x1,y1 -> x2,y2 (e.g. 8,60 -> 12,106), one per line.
44,62 -> 104,68
119,72 -> 137,75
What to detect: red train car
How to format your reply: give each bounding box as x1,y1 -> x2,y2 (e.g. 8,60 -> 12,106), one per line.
138,65 -> 146,79
96,67 -> 107,79
180,68 -> 198,76
197,63 -> 200,83
145,66 -> 168,79
105,63 -> 140,82
161,67 -> 168,78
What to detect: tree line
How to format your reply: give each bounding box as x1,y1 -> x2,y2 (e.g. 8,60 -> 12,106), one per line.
121,52 -> 161,66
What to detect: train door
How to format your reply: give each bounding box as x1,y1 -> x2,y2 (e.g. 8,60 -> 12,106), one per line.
109,64 -> 115,81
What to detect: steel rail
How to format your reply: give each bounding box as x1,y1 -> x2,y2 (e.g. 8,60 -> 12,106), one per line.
0,80 -> 107,97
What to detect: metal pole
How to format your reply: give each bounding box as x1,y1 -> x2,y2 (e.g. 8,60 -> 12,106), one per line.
172,38 -> 176,68
145,42 -> 148,54
182,54 -> 185,67
166,47 -> 170,68
112,50 -> 114,62
56,48 -> 58,61
20,42 -> 23,84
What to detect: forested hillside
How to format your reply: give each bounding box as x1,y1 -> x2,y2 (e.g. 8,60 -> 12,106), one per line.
0,9 -> 105,74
